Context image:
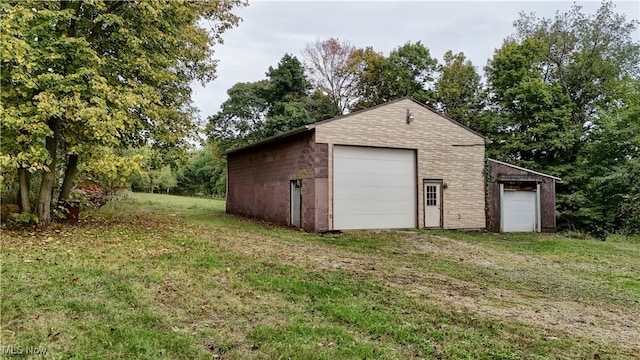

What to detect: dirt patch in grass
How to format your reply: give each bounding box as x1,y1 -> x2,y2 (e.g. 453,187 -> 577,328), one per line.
399,234 -> 640,353
191,225 -> 639,355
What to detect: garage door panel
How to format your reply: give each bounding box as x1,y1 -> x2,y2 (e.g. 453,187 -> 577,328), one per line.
333,146 -> 416,230
502,190 -> 536,232
334,186 -> 415,201
334,159 -> 414,175
334,214 -> 415,230
334,173 -> 414,187
334,199 -> 415,214
334,146 -> 413,161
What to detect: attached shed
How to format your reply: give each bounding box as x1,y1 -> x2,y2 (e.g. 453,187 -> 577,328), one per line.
486,159 -> 562,233
226,97 -> 488,232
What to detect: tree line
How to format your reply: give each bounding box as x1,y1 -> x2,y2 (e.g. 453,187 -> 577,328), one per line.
1,1 -> 638,236
207,2 -> 640,236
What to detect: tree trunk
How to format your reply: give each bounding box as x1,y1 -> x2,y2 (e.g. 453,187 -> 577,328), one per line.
17,168 -> 31,213
36,121 -> 58,225
58,154 -> 79,202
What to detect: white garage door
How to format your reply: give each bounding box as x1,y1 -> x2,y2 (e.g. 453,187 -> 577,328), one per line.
502,190 -> 537,232
333,146 -> 416,230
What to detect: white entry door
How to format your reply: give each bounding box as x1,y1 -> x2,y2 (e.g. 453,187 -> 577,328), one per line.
423,181 -> 442,228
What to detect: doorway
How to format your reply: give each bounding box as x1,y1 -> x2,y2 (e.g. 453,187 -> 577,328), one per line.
290,179 -> 302,228
423,181 -> 442,228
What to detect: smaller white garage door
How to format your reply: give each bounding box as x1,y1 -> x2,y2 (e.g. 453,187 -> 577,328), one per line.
502,190 -> 537,232
333,146 -> 416,230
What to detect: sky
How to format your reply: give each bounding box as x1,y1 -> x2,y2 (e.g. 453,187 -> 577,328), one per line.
191,0 -> 640,122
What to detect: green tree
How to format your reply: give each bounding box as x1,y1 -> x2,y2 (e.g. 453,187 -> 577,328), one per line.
583,80 -> 640,235
513,1 -> 640,131
487,2 -> 640,234
208,53 -> 335,144
345,46 -> 388,110
485,38 -> 577,171
304,90 -> 341,124
1,0 -> 245,224
150,165 -> 178,194
434,51 -> 486,130
207,80 -> 271,145
388,41 -> 438,104
265,54 -> 311,108
262,54 -> 315,137
122,145 -> 154,193
79,147 -> 145,190
349,42 -> 437,110
175,144 -> 226,197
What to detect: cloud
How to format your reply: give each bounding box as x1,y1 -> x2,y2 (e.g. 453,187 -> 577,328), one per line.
192,0 -> 640,120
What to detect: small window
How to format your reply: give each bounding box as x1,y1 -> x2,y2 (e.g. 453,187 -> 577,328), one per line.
425,185 -> 437,206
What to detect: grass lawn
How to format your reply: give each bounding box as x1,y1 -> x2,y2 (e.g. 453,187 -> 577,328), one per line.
1,192 -> 639,359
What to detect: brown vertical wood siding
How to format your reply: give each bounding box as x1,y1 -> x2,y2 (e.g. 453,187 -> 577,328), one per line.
487,160 -> 558,233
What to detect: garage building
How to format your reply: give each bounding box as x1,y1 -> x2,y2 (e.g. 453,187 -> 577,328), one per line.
225,97 -> 488,232
486,159 -> 562,233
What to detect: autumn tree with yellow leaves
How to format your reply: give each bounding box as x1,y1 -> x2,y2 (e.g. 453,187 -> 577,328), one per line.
1,0 -> 245,224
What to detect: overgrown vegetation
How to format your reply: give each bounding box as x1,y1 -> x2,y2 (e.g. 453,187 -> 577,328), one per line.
2,194 -> 638,359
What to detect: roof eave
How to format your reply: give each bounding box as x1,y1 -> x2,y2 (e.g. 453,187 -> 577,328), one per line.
488,158 -> 562,182
223,125 -> 315,155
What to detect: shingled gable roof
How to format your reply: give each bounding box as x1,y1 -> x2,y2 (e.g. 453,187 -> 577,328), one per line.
224,97 -> 488,155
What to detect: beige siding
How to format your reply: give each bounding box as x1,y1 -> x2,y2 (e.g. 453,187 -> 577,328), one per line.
315,99 -> 486,230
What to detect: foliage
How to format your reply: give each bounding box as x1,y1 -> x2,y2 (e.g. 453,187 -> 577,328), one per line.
150,165 -> 178,194
304,90 -> 341,124
434,51 -> 485,130
342,46 -> 387,110
123,147 -> 151,193
265,54 -> 312,109
207,53 -> 338,146
263,100 -> 312,137
349,42 -> 437,110
8,211 -> 39,228
208,80 -> 271,144
120,145 -> 184,195
485,38 -> 577,171
262,54 -> 319,137
512,1 -> 640,129
387,41 -> 438,103
79,147 -> 145,189
175,144 -> 227,197
485,2 -> 640,234
0,0 -> 245,225
582,80 -> 640,235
